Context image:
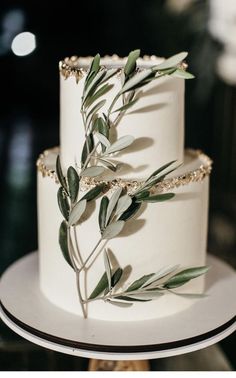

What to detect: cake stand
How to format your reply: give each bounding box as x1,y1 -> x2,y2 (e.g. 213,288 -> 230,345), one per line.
0,252 -> 235,365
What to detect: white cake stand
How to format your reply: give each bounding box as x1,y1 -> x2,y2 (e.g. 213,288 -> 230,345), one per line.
0,252 -> 235,361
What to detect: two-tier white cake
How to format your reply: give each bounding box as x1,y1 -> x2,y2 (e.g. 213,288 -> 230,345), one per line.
37,54 -> 212,321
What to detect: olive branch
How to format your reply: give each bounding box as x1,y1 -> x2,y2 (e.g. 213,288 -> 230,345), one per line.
56,50 -> 208,318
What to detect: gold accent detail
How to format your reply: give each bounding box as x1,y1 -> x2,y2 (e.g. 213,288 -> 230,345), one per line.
36,148 -> 213,194
59,54 -> 164,82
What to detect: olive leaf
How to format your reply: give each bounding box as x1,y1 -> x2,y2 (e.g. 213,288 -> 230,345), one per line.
105,187 -> 123,225
164,266 -> 210,289
81,133 -> 94,165
172,69 -> 194,79
111,267 -> 123,287
68,199 -> 87,226
119,200 -> 141,221
95,132 -> 111,149
145,160 -> 177,182
98,158 -> 118,172
102,221 -> 125,239
85,84 -> 113,108
135,191 -> 150,201
126,273 -> 155,292
85,53 -> 100,86
120,68 -> 154,94
59,221 -> 73,268
57,187 -> 70,221
81,183 -> 106,202
115,295 -> 151,302
100,68 -> 118,84
99,196 -> 109,232
108,300 -> 133,307
80,166 -> 105,177
136,193 -> 175,203
124,49 -> 140,77
103,249 -> 112,291
56,156 -> 68,194
67,166 -> 80,203
86,99 -> 106,121
83,70 -> 106,104
88,268 -> 124,299
142,265 -> 179,288
115,194 -> 132,216
153,52 -> 188,71
112,98 -> 138,113
104,135 -> 135,155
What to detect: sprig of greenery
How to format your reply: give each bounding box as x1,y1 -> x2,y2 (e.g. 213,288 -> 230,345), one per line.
87,250 -> 209,305
55,50 -> 208,317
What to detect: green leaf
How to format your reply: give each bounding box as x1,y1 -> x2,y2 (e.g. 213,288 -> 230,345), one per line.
111,267 -> 123,287
103,249 -> 112,291
126,273 -> 155,292
57,187 -> 70,221
83,70 -> 106,104
171,69 -> 195,79
104,135 -> 135,155
115,194 -> 132,216
95,117 -> 109,152
142,265 -> 179,288
112,98 -> 138,113
89,268 -> 124,299
85,84 -> 113,108
67,166 -> 80,203
100,68 -> 119,83
85,54 -> 100,88
154,52 -> 188,70
81,166 -> 105,177
86,99 -> 106,121
96,132 -> 111,149
164,266 -> 210,289
120,68 -> 154,93
105,187 -> 123,225
102,221 -> 125,239
81,133 -> 94,165
136,193 -> 175,203
89,271 -> 108,299
99,196 -> 109,232
135,190 -> 150,201
145,160 -> 176,182
119,200 -> 141,221
124,49 -> 140,76
81,183 -> 106,202
115,296 -> 150,302
56,156 -> 68,194
109,300 -> 133,307
98,158 -> 118,172
68,199 -> 87,226
126,291 -> 163,300
59,221 -> 73,269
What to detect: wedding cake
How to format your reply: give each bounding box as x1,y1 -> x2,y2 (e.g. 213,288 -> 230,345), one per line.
37,51 -> 212,321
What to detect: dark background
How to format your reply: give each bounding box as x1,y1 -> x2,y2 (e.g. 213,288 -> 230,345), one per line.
0,0 -> 235,371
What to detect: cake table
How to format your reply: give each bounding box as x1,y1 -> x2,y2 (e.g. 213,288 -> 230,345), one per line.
0,252 -> 235,368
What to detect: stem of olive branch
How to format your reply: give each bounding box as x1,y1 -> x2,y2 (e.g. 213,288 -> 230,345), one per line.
67,227 -> 87,318
84,287 -> 164,304
79,237 -> 103,272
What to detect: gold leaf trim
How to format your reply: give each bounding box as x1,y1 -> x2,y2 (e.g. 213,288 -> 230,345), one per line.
59,54 -> 166,82
36,148 -> 213,194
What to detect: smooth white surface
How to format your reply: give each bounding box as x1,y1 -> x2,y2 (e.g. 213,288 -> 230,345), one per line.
0,252 -> 235,360
60,59 -> 184,179
38,150 -> 209,321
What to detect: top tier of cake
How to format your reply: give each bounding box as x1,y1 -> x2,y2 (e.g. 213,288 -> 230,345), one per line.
59,55 -> 185,179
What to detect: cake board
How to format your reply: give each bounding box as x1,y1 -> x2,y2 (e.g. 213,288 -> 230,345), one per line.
0,252 -> 235,363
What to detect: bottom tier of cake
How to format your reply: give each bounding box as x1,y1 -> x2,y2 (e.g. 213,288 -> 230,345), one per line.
37,148 -> 211,321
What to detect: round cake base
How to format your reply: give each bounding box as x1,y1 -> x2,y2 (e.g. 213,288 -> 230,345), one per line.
0,252 -> 235,360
